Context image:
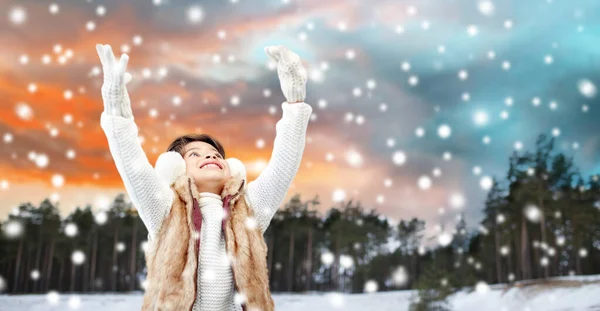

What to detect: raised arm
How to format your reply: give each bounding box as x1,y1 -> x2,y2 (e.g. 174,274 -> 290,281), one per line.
246,45 -> 312,233
96,44 -> 172,240
246,102 -> 312,233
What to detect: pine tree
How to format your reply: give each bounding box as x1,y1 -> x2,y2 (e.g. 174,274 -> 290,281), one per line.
409,264 -> 455,311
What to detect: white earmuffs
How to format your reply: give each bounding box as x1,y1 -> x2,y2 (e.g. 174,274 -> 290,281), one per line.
154,151 -> 246,187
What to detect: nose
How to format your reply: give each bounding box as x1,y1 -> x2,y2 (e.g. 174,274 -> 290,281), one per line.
205,154 -> 217,159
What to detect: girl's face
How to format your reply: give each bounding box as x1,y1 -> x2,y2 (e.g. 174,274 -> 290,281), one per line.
182,141 -> 231,194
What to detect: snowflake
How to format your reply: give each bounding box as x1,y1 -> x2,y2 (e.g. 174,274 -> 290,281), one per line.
3,221 -> 23,238
345,49 -> 355,60
364,280 -> 378,293
321,251 -> 334,266
418,176 -> 432,190
366,79 -> 376,89
245,217 -> 257,230
35,154 -> 50,168
437,124 -> 451,139
408,75 -> 419,86
340,255 -> 354,269
392,266 -> 408,287
392,151 -> 406,166
474,111 -> 488,125
187,6 -> 204,24
3,133 -> 13,143
467,25 -> 479,36
346,150 -> 363,167
133,35 -> 143,46
71,250 -> 86,265
230,96 -> 240,106
480,176 -> 493,190
19,54 -> 29,64
42,54 -> 52,64
386,138 -> 396,147
86,21 -> 96,31
332,189 -> 346,203
478,1 -> 495,16
514,141 -> 523,150
51,174 -> 65,187
96,6 -> 106,16
30,270 -> 40,280
325,152 -> 335,162
49,4 -> 59,14
65,223 -> 78,237
401,61 -> 411,72
524,205 -> 541,223
234,292 -> 247,305
578,79 -> 597,98
95,211 -> 107,225
443,152 -> 452,161
438,232 -> 453,246
407,6 -> 417,16
9,6 -> 27,25
15,102 -> 33,120
450,193 -> 465,209
497,214 -> 505,224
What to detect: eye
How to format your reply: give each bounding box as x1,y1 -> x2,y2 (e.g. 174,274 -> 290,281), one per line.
189,152 -> 199,157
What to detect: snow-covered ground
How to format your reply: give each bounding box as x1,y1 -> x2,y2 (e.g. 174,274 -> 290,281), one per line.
2,276 -> 600,311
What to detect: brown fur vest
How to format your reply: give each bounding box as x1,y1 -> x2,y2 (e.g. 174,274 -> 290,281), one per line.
141,174 -> 274,311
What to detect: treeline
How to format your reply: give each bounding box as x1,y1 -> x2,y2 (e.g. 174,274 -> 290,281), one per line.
1,134 -> 599,296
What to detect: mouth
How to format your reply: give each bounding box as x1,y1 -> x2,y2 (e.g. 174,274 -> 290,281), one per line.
199,161 -> 223,170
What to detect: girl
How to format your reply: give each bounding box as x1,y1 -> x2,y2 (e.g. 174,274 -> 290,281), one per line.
96,44 -> 312,311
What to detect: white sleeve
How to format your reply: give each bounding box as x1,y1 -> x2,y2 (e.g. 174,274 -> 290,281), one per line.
100,112 -> 173,240
246,102 -> 313,233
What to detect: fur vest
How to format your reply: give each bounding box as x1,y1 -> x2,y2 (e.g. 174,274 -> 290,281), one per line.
141,152 -> 274,311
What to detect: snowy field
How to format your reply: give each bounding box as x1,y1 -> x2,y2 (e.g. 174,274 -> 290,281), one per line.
2,276 -> 600,311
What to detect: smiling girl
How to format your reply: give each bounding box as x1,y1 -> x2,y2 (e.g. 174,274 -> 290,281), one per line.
96,43 -> 312,311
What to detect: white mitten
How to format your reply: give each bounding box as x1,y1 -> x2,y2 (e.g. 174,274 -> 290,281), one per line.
95,44 -> 134,119
265,45 -> 307,103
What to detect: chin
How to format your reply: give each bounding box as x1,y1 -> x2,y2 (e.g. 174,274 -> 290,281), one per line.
193,171 -> 227,183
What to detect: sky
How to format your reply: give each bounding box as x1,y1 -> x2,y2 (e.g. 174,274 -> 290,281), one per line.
1,0 -> 599,239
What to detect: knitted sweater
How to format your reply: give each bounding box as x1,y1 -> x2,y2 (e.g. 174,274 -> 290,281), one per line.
100,102 -> 312,310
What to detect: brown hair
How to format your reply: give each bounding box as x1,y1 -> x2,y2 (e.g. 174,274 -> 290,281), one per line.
166,134 -> 226,158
